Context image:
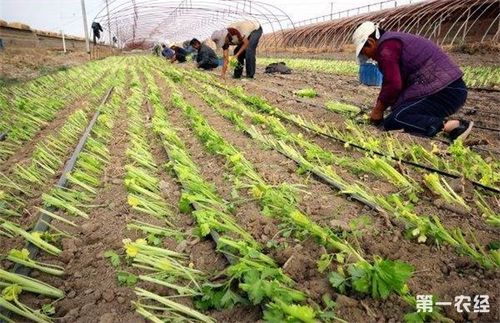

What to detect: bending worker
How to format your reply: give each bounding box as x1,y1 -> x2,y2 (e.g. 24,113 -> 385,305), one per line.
170,45 -> 188,63
211,20 -> 263,79
161,44 -> 175,60
352,21 -> 473,141
190,38 -> 219,70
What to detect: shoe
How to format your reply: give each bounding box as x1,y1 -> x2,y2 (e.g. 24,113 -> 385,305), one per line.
448,120 -> 473,142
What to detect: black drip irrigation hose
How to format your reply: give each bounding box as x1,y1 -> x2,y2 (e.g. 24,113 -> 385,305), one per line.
470,87 -> 500,93
474,124 -> 500,132
258,137 -> 386,215
201,80 -> 500,194
289,115 -> 500,194
0,87 -> 114,321
158,134 -> 236,266
147,101 -> 236,266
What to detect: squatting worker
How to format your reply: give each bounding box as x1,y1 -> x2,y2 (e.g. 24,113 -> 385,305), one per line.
352,21 -> 473,141
211,20 -> 263,79
190,38 -> 219,70
161,44 -> 175,60
170,45 -> 188,63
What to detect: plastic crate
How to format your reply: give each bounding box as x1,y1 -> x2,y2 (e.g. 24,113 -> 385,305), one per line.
359,63 -> 383,86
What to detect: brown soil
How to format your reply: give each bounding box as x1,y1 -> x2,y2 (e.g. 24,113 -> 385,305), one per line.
153,73 -> 358,318
0,48 -> 90,84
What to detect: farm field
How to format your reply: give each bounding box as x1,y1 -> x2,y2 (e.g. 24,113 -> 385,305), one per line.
0,55 -> 499,323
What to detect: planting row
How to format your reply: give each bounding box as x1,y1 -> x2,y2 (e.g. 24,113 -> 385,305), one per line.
257,57 -> 500,89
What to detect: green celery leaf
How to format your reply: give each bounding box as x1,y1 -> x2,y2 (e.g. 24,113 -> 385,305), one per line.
104,250 -> 121,268
328,271 -> 347,294
117,271 -> 137,286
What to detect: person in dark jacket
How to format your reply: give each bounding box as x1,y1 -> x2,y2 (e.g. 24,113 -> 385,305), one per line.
190,38 -> 219,70
170,45 -> 187,63
91,22 -> 103,45
352,21 -> 473,141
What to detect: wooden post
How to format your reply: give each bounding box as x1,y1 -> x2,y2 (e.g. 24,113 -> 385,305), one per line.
61,29 -> 66,53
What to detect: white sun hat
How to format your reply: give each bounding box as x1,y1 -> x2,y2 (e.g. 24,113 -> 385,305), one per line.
352,21 -> 380,64
211,29 -> 228,49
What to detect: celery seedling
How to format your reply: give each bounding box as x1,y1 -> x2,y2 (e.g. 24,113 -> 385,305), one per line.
293,88 -> 317,98
424,173 -> 470,210
6,248 -> 64,276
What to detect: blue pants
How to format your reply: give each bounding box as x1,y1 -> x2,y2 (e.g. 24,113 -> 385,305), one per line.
384,78 -> 467,137
234,27 -> 263,78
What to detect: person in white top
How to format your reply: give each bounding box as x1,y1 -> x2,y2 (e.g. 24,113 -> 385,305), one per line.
211,20 -> 263,79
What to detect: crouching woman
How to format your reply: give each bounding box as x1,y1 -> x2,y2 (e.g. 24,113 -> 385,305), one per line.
352,21 -> 473,141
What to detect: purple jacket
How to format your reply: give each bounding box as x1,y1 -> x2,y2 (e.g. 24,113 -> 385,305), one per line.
377,32 -> 463,106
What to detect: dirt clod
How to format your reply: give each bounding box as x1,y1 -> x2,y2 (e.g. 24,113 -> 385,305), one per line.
81,222 -> 100,235
61,308 -> 79,323
336,294 -> 359,307
99,313 -> 115,323
102,289 -> 115,302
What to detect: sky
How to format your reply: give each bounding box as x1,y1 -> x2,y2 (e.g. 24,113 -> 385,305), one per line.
0,0 -> 419,41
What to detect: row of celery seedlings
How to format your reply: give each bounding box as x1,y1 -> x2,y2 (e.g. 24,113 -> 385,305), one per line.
0,64 -> 81,110
155,64 -> 456,323
195,69 -> 499,196
0,58 -> 119,162
339,120 -> 499,191
0,58 -> 104,100
258,74 -> 498,195
0,69 -> 126,322
142,64 -> 333,322
0,67 -> 121,221
187,69 -> 500,228
0,109 -> 88,218
1,68 -> 86,111
182,68 -> 499,269
116,65 -> 219,322
270,94 -> 500,226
